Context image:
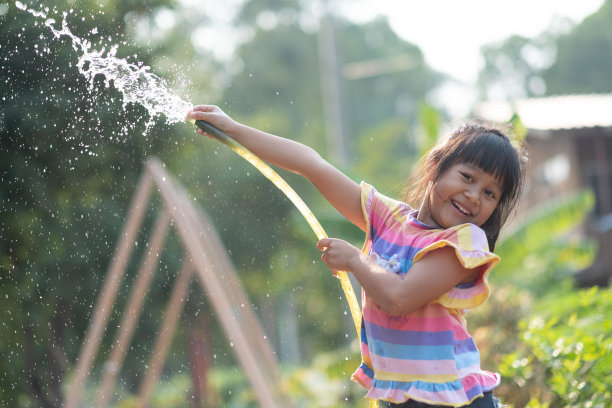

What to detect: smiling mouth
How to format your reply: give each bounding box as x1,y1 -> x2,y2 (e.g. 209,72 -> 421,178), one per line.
452,200 -> 472,216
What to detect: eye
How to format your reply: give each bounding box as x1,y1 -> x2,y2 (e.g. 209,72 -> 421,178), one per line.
460,172 -> 472,181
484,189 -> 497,200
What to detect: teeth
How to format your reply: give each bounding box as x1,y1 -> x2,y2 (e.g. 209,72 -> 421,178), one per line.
453,201 -> 471,215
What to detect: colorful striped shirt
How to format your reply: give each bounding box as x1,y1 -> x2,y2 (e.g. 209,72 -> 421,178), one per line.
352,182 -> 501,406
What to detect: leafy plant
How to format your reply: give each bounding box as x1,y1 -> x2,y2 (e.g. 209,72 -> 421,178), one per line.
500,285 -> 612,407
469,188 -> 604,407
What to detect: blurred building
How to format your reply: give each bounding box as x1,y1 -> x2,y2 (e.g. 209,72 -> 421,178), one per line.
476,94 -> 612,287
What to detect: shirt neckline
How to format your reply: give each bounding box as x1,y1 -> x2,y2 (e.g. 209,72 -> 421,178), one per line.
408,209 -> 438,230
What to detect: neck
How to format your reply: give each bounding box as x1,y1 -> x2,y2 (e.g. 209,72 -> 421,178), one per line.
416,195 -> 440,228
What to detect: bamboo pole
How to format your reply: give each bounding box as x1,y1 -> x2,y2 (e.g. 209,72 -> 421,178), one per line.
137,260 -> 193,407
96,209 -> 171,408
65,172 -> 154,408
147,159 -> 286,408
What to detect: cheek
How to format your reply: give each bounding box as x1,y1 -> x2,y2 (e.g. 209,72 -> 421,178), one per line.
482,204 -> 498,222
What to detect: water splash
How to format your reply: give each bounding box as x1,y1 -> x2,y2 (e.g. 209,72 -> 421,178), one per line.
15,1 -> 191,126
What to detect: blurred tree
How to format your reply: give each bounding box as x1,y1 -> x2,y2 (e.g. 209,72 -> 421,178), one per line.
0,0 -> 194,405
477,0 -> 612,100
543,0 -> 612,94
477,33 -> 555,100
1,0 -> 447,406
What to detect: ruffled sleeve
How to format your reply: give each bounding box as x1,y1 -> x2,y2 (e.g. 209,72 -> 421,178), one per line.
413,223 -> 500,310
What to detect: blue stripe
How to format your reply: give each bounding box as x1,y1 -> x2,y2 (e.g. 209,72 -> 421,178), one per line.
368,322 -> 455,346
455,349 -> 480,370
372,377 -> 464,392
371,227 -> 423,259
465,383 -> 494,400
454,338 -> 478,355
360,320 -> 368,346
359,363 -> 375,380
370,339 -> 455,360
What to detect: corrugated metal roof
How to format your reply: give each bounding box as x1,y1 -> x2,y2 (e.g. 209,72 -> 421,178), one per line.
475,94 -> 612,130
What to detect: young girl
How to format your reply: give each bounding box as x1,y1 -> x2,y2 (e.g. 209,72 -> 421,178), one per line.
188,105 -> 526,408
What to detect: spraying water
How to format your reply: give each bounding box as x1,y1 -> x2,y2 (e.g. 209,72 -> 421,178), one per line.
15,3 -> 370,406
15,1 -> 192,126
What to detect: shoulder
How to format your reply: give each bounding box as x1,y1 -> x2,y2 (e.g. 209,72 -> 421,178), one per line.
438,223 -> 491,253
414,223 -> 499,279
360,181 -> 411,213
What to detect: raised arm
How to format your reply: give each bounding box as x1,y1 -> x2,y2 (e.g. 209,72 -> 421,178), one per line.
188,105 -> 365,231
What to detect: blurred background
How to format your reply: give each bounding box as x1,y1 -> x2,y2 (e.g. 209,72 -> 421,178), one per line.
1,0 -> 611,407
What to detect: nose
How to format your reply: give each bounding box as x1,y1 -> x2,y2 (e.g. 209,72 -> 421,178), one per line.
464,187 -> 480,205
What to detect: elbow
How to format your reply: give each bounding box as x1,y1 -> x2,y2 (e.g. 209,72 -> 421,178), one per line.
295,147 -> 327,177
380,290 -> 416,316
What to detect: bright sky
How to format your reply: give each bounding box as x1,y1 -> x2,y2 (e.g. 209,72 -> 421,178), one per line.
341,0 -> 604,83
183,0 -> 605,115
337,0 -> 604,115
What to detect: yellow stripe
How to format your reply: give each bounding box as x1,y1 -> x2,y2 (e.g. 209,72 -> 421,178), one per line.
375,370 -> 459,383
456,224 -> 473,250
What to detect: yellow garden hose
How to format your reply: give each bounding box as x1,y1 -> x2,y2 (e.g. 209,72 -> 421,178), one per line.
190,119 -> 378,408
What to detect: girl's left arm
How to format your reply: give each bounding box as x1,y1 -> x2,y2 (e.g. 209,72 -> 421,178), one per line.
317,238 -> 475,315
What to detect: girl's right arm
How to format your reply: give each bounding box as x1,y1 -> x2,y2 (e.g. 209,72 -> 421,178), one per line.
317,237 -> 480,316
188,105 -> 366,231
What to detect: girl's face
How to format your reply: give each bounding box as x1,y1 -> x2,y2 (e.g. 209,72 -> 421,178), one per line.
419,163 -> 502,229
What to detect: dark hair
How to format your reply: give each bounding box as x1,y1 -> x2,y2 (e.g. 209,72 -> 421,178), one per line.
406,122 -> 527,250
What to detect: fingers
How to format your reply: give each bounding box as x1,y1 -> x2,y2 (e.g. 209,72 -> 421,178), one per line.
317,238 -> 342,277
316,238 -> 333,251
191,104 -> 218,112
185,105 -> 213,120
186,105 -> 217,122
189,109 -> 211,121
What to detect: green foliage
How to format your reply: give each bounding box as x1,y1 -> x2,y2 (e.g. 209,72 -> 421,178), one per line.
112,373 -> 197,408
2,1 -> 444,406
508,113 -> 527,141
354,118 -> 414,195
179,342 -> 368,408
469,188 -> 609,407
495,189 -> 596,294
283,343 -> 368,408
417,101 -> 443,157
477,34 -> 553,100
0,1 -> 192,405
339,17 -> 442,138
499,285 -> 612,407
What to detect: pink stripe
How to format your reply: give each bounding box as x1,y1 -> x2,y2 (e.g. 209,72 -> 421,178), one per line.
363,305 -> 470,337
352,369 -> 373,389
374,355 -> 457,375
369,200 -> 401,227
370,212 -> 459,247
379,228 -> 455,249
461,372 -> 500,390
367,387 -> 406,404
364,301 -> 449,319
361,342 -> 371,359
